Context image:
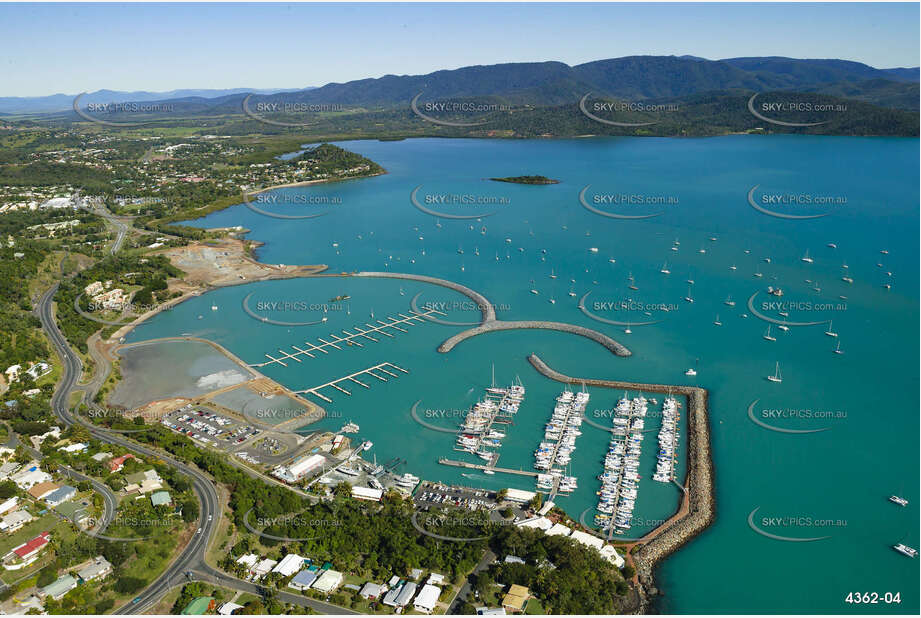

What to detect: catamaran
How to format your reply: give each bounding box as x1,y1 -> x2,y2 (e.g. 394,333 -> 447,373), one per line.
767,361 -> 783,383
893,544 -> 917,558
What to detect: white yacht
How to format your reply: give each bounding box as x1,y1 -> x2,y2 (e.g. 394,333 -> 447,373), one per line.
763,325 -> 776,342
893,544 -> 917,558
801,250 -> 814,264
660,261 -> 671,274
824,321 -> 838,337
766,361 -> 783,383
889,495 -> 909,507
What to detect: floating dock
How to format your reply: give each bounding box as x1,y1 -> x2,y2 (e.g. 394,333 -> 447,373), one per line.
251,309 -> 445,368
296,362 -> 408,402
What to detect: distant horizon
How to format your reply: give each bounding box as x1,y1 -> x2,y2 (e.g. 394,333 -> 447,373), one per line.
3,53 -> 919,100
0,2 -> 917,97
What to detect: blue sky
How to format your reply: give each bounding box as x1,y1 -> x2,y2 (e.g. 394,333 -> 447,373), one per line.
1,2 -> 918,96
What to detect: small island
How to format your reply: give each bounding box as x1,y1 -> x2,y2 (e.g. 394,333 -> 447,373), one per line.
489,175 -> 560,185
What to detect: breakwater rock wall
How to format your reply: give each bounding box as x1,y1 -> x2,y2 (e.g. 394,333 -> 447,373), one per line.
441,321 -> 632,356
528,354 -> 714,614
354,271 -> 496,322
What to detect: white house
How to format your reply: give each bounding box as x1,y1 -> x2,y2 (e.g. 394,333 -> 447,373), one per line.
414,584 -> 441,614
271,554 -> 305,577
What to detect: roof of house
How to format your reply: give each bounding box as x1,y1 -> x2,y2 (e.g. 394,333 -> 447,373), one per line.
108,454 -> 135,470
14,532 -> 50,558
28,481 -> 60,499
44,485 -> 77,504
360,582 -> 382,597
150,490 -> 171,506
414,584 -> 441,610
41,574 -> 77,599
501,594 -> 527,611
289,569 -> 317,588
395,581 -> 418,606
77,556 -> 112,581
272,553 -> 305,577
313,569 -> 343,591
508,585 -> 529,597
55,500 -> 89,522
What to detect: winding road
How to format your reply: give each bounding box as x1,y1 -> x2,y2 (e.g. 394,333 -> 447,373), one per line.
36,284 -> 354,614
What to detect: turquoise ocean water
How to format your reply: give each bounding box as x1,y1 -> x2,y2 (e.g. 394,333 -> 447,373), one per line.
125,136 -> 919,613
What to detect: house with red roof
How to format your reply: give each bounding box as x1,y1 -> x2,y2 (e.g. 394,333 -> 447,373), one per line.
108,454 -> 136,473
10,531 -> 51,561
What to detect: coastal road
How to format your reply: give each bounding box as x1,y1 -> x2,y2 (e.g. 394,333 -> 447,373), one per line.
36,284 -> 221,615
37,284 -> 353,615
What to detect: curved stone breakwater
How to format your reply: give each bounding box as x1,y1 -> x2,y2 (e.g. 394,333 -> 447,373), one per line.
350,272 -> 631,356
441,321 -> 632,356
528,354 -> 714,614
354,271 -> 496,322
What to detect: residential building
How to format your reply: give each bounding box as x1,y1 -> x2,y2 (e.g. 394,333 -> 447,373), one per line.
476,608 -> 507,615
150,491 -> 172,506
44,485 -> 77,507
414,584 -> 441,614
394,582 -> 418,608
107,453 -> 134,472
272,553 -> 305,577
28,481 -> 60,500
0,496 -> 18,515
0,509 -> 33,533
251,558 -> 277,580
77,556 -> 113,582
312,569 -> 343,594
11,464 -> 51,490
288,569 -> 317,591
359,582 -> 382,600
10,532 -> 51,561
58,442 -> 86,453
41,574 -> 77,600
0,461 -> 20,480
502,585 -> 529,613
235,553 -> 258,570
427,573 -> 444,586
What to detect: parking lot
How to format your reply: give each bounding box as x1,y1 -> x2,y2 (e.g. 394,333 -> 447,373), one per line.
161,405 -> 261,451
413,482 -> 498,511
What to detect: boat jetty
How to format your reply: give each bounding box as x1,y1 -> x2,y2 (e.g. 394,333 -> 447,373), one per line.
595,394 -> 648,535
653,397 -> 681,483
455,380 -> 525,467
534,387 -> 587,495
